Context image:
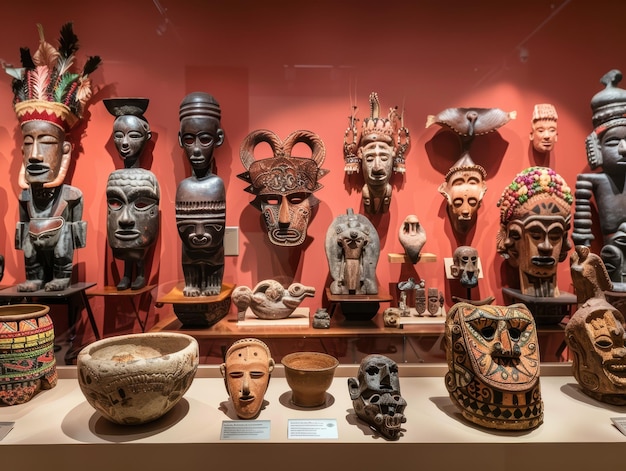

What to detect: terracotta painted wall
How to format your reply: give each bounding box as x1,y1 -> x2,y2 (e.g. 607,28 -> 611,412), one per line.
0,0 -> 620,341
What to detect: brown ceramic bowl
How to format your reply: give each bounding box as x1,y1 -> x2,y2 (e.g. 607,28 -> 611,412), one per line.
281,352 -> 339,407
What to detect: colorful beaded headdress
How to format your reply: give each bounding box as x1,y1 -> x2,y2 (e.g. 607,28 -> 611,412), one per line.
496,167 -> 572,225
4,23 -> 101,132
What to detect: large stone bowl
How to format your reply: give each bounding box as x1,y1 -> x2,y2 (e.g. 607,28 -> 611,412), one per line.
281,352 -> 339,407
77,332 -> 199,425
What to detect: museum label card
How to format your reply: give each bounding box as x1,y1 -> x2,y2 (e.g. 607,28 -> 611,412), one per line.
220,420 -> 271,440
611,417 -> 626,436
288,419 -> 338,439
0,422 -> 14,441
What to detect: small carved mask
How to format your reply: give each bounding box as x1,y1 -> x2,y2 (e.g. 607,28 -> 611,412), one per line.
451,246 -> 480,289
529,104 -> 558,154
348,354 -> 407,439
239,129 -> 327,246
112,115 -> 151,164
439,167 -> 487,234
21,120 -> 71,187
220,338 -> 274,419
566,299 -> 626,404
398,215 -> 426,264
445,303 -> 543,430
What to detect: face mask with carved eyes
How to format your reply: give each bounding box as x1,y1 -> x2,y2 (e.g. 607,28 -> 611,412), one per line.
445,303 -> 543,430
566,298 -> 626,405
348,354 -> 407,440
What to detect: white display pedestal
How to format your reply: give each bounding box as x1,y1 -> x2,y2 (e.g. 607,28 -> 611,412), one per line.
1,364 -> 626,471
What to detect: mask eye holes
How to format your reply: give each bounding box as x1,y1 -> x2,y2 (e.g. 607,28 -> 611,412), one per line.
470,318 -> 497,341
508,327 -> 522,341
369,394 -> 381,404
366,366 -> 380,376
107,198 -> 123,210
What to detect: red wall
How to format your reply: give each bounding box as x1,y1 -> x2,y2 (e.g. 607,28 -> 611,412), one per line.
0,0 -> 621,341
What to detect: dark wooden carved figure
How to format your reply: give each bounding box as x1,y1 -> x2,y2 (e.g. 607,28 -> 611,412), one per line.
451,245 -> 480,289
104,98 -> 160,290
343,92 -> 410,214
573,70 -> 626,291
496,167 -> 573,297
4,23 -> 100,291
176,92 -> 225,297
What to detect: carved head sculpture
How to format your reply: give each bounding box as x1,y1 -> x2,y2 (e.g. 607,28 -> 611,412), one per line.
438,158 -> 487,234
567,245 -> 626,405
585,69 -> 626,174
530,104 -> 558,154
444,302 -> 543,430
325,208 -> 380,295
496,167 -> 573,297
398,215 -> 426,264
348,354 -> 407,440
451,245 -> 480,289
5,23 -> 101,189
175,176 -> 225,260
427,107 -> 515,234
220,338 -> 275,419
239,129 -> 328,246
178,92 -> 224,179
106,169 -> 160,254
343,92 -> 409,214
104,98 -> 152,168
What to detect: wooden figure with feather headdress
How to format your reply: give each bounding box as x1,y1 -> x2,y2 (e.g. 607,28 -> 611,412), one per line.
3,23 -> 101,292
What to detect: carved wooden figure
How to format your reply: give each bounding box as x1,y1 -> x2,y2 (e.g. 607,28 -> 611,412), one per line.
451,246 -> 480,289
5,23 -> 100,291
496,167 -> 573,297
176,92 -> 225,297
573,70 -> 626,291
104,98 -> 160,290
445,302 -> 543,430
232,279 -> 315,320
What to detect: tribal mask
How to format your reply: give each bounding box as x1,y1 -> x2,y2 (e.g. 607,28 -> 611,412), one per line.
348,354 -> 407,440
239,129 -> 328,246
566,298 -> 626,405
444,302 -> 543,430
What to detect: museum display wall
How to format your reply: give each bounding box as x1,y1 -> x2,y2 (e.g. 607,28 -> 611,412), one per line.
0,0 -> 622,357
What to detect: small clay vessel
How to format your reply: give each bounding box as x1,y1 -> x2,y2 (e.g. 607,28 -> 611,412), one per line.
77,333 -> 199,425
281,352 -> 339,407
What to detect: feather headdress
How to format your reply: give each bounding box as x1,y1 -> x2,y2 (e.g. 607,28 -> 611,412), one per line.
4,22 -> 101,131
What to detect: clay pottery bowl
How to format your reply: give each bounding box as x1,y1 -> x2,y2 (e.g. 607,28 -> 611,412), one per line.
77,332 -> 199,425
281,352 -> 339,407
0,304 -> 57,405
